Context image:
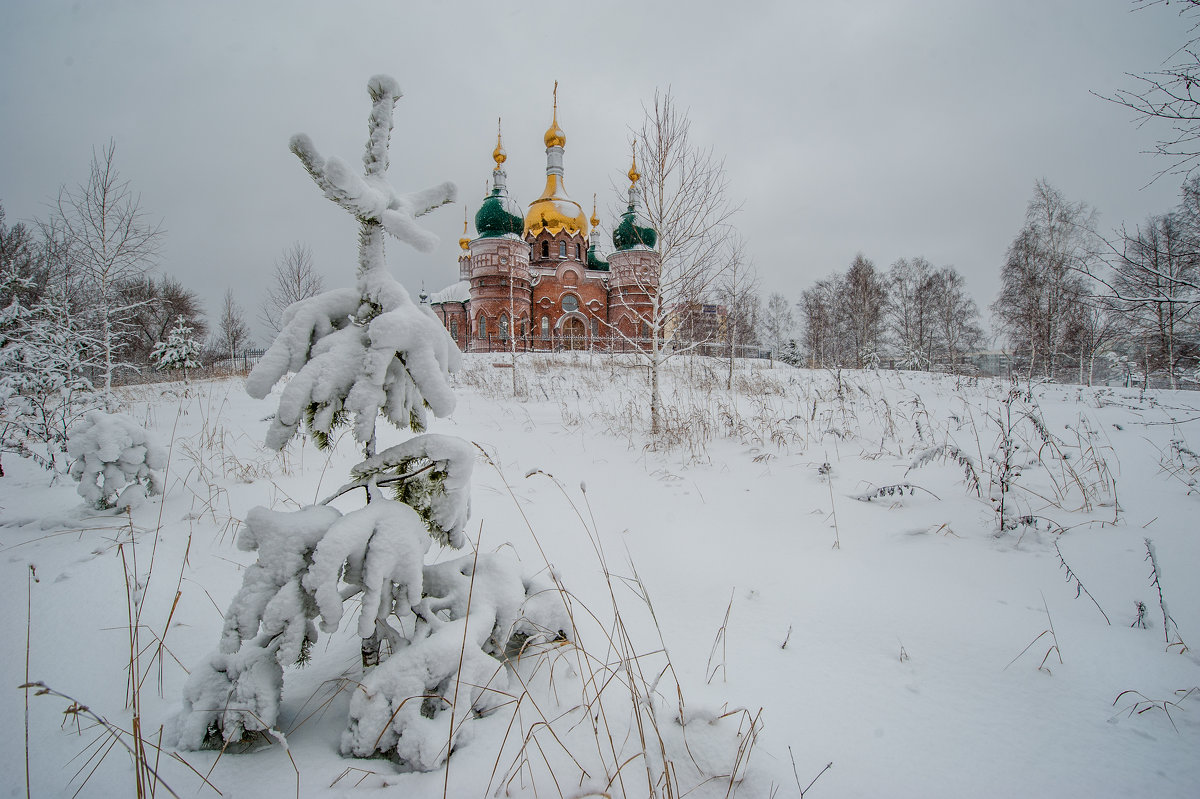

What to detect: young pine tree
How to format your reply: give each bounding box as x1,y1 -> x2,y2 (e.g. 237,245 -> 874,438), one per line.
172,76 -> 568,769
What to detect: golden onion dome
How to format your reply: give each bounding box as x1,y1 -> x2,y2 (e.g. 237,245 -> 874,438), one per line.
526,82 -> 585,236
544,118 -> 566,149
458,211 -> 470,251
627,147 -> 641,185
544,81 -> 566,149
525,181 -> 588,237
492,118 -> 507,166
590,193 -> 600,231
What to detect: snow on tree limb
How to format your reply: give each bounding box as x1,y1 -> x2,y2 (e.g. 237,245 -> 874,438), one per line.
246,282 -> 460,452
349,433 -> 475,547
219,505 -> 343,663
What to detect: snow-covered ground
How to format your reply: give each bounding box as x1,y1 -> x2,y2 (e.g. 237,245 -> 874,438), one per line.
3,354 -> 1199,798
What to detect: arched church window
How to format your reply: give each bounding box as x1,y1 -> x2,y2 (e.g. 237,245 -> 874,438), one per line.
450,318 -> 458,340
541,316 -> 550,339
591,318 -> 599,337
477,314 -> 486,339
559,241 -> 567,258
641,321 -> 650,339
576,243 -> 582,260
499,313 -> 509,339
541,241 -> 549,258
518,317 -> 527,337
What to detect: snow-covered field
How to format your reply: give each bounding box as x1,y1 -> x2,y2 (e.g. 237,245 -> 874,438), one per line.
3,354 -> 1199,798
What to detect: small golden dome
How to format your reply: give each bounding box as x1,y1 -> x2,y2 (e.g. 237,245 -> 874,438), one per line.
627,147 -> 641,186
459,212 -> 470,251
590,194 -> 600,230
492,118 -> 507,166
544,81 -> 566,149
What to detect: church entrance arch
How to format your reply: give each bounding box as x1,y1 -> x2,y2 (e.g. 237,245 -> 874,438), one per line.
562,317 -> 586,350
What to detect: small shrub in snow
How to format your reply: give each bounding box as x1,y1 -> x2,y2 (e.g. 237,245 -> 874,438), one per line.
67,410 -> 166,510
172,76 -> 569,770
906,442 -> 980,497
849,482 -> 939,503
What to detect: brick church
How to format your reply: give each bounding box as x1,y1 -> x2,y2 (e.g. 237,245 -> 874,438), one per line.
428,90 -> 659,352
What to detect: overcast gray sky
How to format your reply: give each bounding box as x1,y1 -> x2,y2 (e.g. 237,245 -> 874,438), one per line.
0,0 -> 1192,344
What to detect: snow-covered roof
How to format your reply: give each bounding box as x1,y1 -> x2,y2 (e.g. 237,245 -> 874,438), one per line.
428,280 -> 470,305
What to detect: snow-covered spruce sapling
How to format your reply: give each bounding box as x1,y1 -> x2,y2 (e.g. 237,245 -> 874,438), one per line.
67,410 -> 166,510
173,76 -> 569,769
150,316 -> 202,382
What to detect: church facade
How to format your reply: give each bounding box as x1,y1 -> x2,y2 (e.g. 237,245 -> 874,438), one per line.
429,95 -> 660,352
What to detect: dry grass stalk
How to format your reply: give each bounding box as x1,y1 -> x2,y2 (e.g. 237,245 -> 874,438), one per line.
788,748 -> 833,798
1004,595 -> 1062,675
1054,541 -> 1111,625
706,589 -> 734,685
476,457 -> 762,797
1145,538 -> 1189,653
1110,687 -> 1199,733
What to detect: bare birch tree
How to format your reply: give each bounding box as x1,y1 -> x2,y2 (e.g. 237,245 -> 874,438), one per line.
761,291 -> 795,363
217,287 -> 251,366
993,180 -> 1096,379
1101,214 -> 1199,387
887,256 -> 937,369
261,242 -> 324,333
716,236 -> 758,389
799,276 -> 839,368
840,254 -> 888,369
51,140 -> 163,401
1073,299 -> 1125,386
928,265 -> 982,372
624,88 -> 740,433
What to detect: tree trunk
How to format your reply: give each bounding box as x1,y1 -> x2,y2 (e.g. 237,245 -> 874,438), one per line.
102,303 -> 113,403
361,632 -> 380,668
727,329 -> 735,391
1167,331 -> 1178,390
650,342 -> 662,435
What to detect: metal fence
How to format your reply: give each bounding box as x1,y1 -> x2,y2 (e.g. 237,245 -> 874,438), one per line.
107,349 -> 265,387
460,333 -> 768,359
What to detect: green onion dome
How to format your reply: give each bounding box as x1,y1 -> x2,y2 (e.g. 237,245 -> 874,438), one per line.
612,151 -> 656,251
474,188 -> 524,238
586,242 -> 609,271
475,122 -> 524,238
612,207 -> 656,251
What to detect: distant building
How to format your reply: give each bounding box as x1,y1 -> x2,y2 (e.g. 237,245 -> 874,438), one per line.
968,350 -> 1011,377
430,90 -> 659,352
664,302 -> 728,347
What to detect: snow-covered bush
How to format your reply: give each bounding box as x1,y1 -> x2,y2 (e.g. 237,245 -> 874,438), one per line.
151,316 -> 202,380
173,76 -> 569,768
67,410 -> 166,510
